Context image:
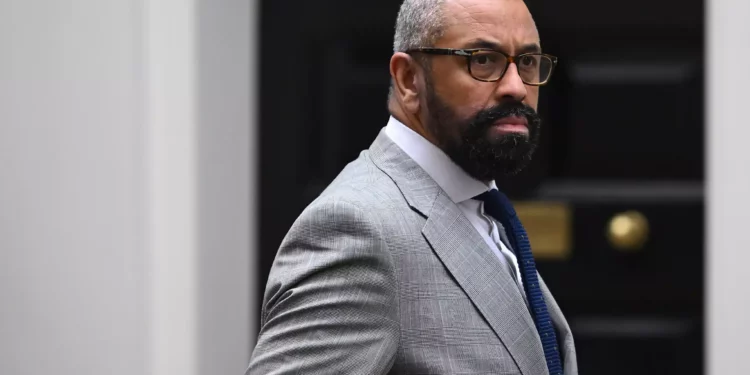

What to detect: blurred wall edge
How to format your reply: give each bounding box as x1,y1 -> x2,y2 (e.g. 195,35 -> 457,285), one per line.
708,0 -> 750,375
0,1 -> 256,375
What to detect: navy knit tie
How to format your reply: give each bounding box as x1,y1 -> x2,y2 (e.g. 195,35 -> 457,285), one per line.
475,189 -> 563,375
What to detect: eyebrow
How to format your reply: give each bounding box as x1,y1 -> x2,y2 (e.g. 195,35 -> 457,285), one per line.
463,39 -> 542,54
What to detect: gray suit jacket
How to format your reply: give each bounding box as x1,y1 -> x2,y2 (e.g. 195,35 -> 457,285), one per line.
247,131 -> 577,375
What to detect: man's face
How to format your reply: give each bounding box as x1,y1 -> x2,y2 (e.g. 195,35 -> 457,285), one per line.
421,0 -> 543,180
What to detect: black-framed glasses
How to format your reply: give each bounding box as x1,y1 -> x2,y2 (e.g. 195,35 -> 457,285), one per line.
406,47 -> 558,86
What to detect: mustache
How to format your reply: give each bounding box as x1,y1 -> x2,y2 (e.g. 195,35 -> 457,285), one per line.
469,102 -> 539,129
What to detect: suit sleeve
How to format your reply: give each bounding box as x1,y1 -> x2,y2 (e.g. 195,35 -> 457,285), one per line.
246,198 -> 400,375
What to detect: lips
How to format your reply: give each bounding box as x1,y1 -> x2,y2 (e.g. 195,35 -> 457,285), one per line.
492,116 -> 528,127
491,116 -> 529,135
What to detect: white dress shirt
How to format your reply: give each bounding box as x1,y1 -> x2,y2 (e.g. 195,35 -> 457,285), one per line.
384,116 -> 525,291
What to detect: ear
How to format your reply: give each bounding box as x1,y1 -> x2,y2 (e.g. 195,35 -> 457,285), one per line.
389,52 -> 422,114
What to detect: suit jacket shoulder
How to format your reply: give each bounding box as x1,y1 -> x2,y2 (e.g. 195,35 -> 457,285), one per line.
248,151 -> 407,375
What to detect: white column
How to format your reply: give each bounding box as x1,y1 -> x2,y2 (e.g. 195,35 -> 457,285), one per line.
0,1 -> 151,374
194,0 -> 256,373
708,0 -> 750,374
143,1 -> 199,374
0,1 -> 255,374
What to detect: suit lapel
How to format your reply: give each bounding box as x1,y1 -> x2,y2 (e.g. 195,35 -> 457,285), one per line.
369,130 -> 547,375
423,192 -> 548,375
539,277 -> 578,375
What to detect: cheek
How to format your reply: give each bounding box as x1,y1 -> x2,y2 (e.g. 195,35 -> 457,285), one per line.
438,81 -> 497,119
524,87 -> 540,110
457,92 -> 493,119
430,60 -> 495,114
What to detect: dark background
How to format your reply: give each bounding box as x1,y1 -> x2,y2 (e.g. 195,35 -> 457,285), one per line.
257,0 -> 704,373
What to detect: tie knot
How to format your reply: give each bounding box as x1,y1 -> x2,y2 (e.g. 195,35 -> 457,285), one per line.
473,189 -> 517,220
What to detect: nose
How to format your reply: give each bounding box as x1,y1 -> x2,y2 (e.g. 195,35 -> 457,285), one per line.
494,62 -> 527,102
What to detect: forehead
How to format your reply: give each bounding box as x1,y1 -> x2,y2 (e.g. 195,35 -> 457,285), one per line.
438,0 -> 540,51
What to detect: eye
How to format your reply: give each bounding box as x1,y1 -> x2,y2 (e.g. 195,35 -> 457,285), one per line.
518,55 -> 538,68
472,53 -> 497,65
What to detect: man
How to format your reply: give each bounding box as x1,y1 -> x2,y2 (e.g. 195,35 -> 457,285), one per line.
247,0 -> 577,373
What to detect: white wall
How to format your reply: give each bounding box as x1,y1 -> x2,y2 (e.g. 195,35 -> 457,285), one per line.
195,0 -> 255,373
0,1 -> 255,374
708,0 -> 750,374
0,1 -> 149,373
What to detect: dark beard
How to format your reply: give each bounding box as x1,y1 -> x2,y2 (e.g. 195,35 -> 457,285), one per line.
424,82 -> 542,181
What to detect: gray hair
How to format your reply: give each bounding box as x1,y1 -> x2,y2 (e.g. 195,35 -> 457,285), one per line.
393,0 -> 446,52
389,0 -> 446,104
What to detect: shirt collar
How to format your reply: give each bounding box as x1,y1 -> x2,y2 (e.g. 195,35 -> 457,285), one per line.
384,116 -> 495,203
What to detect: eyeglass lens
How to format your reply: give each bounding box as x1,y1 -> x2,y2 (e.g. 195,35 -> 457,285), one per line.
469,51 -> 553,83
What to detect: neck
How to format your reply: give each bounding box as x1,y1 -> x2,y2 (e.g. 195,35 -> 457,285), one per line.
388,100 -> 438,146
